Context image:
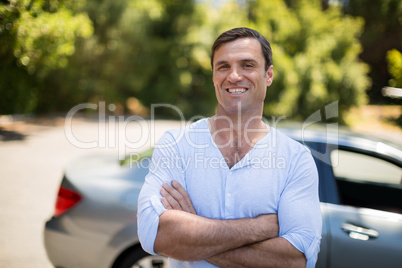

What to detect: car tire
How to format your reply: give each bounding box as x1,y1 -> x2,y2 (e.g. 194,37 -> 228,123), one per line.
113,246 -> 169,268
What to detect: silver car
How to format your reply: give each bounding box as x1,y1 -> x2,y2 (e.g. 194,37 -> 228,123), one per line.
44,126 -> 402,268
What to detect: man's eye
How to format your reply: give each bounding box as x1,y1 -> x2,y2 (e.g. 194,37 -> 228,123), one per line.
243,64 -> 254,68
218,65 -> 229,70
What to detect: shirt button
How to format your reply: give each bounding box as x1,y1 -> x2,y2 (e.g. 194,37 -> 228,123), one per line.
228,171 -> 232,175
226,193 -> 231,198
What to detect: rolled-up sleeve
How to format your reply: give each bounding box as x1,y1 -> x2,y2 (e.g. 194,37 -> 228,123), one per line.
137,131 -> 184,255
278,147 -> 322,268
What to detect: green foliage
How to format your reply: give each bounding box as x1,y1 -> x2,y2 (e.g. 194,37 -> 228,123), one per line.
0,0 -> 93,114
0,0 -> 372,124
387,49 -> 402,88
34,0 -> 215,117
248,0 -> 370,122
343,0 -> 402,102
124,0 -> 209,117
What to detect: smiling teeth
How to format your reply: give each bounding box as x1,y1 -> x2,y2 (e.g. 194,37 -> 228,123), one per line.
228,88 -> 246,94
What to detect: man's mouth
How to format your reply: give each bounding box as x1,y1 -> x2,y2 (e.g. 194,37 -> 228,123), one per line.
227,88 -> 247,94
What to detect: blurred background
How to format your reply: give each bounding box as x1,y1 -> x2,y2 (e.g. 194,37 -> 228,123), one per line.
0,1 -> 401,267
0,0 -> 401,128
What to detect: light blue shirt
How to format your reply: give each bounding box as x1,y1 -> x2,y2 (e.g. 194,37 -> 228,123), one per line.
138,118 -> 322,268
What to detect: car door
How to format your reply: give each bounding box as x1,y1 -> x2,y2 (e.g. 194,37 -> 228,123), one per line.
302,141 -> 330,268
325,146 -> 402,268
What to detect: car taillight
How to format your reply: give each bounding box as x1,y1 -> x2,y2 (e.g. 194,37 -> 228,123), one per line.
55,186 -> 82,216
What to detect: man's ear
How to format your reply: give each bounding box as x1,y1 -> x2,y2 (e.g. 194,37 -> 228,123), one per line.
266,65 -> 274,87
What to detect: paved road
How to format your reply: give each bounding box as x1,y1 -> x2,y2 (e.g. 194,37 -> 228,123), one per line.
1,115 -> 400,267
0,117 -> 183,268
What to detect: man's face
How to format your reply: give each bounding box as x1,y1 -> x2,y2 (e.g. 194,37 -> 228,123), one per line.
212,38 -> 273,116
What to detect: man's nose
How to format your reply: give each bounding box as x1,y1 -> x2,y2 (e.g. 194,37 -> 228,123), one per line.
227,67 -> 242,83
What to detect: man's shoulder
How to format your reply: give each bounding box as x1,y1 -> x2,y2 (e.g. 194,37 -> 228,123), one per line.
186,118 -> 210,130
158,118 -> 210,147
164,117 -> 208,134
268,127 -> 312,155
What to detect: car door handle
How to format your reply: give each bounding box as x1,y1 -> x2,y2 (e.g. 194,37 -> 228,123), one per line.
341,223 -> 379,240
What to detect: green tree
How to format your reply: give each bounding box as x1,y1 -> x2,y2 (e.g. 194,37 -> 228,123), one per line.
40,0 -> 209,118
387,49 -> 402,88
124,0 -> 201,116
247,0 -> 370,122
33,0 -> 128,113
0,0 -> 93,114
0,0 -> 371,123
343,0 -> 402,103
174,0 -> 370,122
386,49 -> 402,127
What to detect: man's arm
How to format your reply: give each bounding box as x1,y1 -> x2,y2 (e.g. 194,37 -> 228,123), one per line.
155,209 -> 278,261
207,238 -> 306,268
159,181 -> 305,267
137,133 -> 278,261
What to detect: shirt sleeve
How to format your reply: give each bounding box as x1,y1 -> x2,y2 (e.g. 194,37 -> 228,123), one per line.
137,131 -> 185,255
278,146 -> 322,268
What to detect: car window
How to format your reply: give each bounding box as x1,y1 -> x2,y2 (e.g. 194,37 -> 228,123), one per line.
330,149 -> 402,214
331,150 -> 401,184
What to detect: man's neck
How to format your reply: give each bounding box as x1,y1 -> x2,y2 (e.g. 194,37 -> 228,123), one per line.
209,111 -> 269,148
208,112 -> 269,168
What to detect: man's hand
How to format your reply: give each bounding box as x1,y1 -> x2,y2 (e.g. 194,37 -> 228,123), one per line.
160,180 -> 196,214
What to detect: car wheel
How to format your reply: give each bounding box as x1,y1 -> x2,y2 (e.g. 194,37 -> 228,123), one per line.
114,247 -> 169,268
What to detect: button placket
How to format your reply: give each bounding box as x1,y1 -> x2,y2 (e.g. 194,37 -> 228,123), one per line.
226,169 -> 232,198
225,169 -> 235,218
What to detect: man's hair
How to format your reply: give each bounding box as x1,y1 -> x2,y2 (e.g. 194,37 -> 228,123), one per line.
211,27 -> 273,71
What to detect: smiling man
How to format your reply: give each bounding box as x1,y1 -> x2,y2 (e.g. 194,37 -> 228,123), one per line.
137,27 -> 322,268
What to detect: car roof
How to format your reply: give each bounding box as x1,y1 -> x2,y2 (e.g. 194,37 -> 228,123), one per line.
276,122 -> 402,163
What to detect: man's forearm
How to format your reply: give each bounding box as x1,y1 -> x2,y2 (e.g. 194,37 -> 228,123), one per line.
207,237 -> 306,268
154,210 -> 278,261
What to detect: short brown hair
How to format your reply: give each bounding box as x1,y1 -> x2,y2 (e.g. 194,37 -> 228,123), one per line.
211,27 -> 273,71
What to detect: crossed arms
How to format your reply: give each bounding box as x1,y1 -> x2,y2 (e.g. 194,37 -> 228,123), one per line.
154,180 -> 306,268
137,132 -> 321,268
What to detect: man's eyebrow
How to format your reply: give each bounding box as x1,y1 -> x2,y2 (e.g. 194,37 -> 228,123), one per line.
214,59 -> 258,67
215,60 -> 228,67
240,58 -> 258,64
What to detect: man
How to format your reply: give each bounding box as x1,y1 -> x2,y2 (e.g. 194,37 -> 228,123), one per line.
137,27 -> 322,268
